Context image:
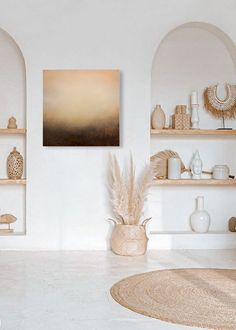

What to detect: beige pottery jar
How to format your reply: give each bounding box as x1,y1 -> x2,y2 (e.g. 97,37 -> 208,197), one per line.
111,224 -> 148,256
151,104 -> 166,129
7,147 -> 23,179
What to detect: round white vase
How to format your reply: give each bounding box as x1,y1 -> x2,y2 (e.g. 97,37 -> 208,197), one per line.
151,105 -> 166,129
190,196 -> 210,233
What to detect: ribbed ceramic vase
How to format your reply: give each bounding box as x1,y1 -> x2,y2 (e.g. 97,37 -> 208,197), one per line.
190,196 -> 210,233
111,224 -> 148,256
151,105 -> 166,129
7,147 -> 23,179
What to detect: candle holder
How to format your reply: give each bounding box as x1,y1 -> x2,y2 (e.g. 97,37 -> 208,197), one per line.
191,104 -> 199,129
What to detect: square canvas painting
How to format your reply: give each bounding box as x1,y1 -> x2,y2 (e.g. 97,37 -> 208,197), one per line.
43,70 -> 120,146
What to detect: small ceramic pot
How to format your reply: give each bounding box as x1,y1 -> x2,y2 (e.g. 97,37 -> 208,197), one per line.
213,165 -> 229,180
111,224 -> 148,256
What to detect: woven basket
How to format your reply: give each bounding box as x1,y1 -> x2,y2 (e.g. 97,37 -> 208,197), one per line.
111,224 -> 148,256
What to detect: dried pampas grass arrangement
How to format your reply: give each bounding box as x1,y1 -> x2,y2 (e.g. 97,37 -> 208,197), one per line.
109,154 -> 152,225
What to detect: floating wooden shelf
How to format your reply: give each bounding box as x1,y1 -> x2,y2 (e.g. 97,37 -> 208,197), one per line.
151,129 -> 236,136
0,179 -> 26,185
0,231 -> 26,236
0,128 -> 26,134
152,179 -> 236,186
150,230 -> 235,235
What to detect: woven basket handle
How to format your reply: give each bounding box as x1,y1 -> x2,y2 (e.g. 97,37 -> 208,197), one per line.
141,217 -> 152,228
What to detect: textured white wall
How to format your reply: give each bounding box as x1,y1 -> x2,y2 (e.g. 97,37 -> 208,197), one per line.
0,0 -> 235,249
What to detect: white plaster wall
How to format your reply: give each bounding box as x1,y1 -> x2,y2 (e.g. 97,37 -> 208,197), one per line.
0,0 -> 235,249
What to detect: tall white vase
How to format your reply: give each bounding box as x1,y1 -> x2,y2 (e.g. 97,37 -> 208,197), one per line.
191,104 -> 199,129
190,196 -> 211,233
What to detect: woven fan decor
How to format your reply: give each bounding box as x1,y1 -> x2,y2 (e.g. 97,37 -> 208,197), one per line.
111,268 -> 236,329
150,150 -> 185,179
204,84 -> 236,118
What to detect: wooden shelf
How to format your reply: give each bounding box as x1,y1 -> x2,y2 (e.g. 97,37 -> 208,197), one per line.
0,128 -> 26,134
0,231 -> 26,236
0,179 -> 26,185
151,230 -> 235,235
152,179 -> 236,186
151,129 -> 236,136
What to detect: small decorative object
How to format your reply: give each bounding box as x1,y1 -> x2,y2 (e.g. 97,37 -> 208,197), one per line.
0,213 -> 17,233
190,196 -> 211,233
7,117 -> 17,129
108,155 -> 152,256
190,91 -> 199,129
151,150 -> 185,179
204,83 -> 236,129
168,156 -> 181,179
212,165 -> 230,180
7,147 -> 23,179
7,116 -> 17,129
228,217 -> 236,232
172,105 -> 190,129
190,150 -> 203,179
151,104 -> 166,129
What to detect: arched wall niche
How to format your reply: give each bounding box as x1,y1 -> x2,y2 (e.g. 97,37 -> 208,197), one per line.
151,22 -> 236,129
0,27 -> 26,127
150,22 -> 236,235
0,27 -> 26,235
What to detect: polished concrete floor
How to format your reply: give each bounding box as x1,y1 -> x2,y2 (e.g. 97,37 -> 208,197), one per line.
0,249 -> 235,330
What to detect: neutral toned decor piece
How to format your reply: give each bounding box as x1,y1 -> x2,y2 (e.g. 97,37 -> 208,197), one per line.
228,217 -> 236,232
0,214 -> 17,233
190,196 -> 210,233
172,105 -> 190,129
110,268 -> 236,329
190,91 -> 200,129
167,156 -> 181,179
7,147 -> 23,180
43,70 -> 120,146
190,150 -> 203,179
7,117 -> 17,129
151,104 -> 165,129
151,150 -> 185,179
213,165 -> 230,180
110,221 -> 150,256
204,83 -> 236,129
108,155 -> 152,256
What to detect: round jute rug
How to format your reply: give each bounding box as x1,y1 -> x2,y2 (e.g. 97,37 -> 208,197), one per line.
110,268 -> 236,329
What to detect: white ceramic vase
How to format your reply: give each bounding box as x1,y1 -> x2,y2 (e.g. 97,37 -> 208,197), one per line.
151,105 -> 166,129
190,196 -> 210,233
168,156 -> 181,179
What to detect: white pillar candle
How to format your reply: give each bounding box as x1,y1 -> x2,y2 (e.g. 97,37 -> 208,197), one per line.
168,157 -> 181,179
191,91 -> 198,105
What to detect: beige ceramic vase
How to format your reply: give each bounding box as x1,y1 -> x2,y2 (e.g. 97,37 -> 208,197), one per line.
7,147 -> 23,179
151,104 -> 166,129
111,222 -> 149,256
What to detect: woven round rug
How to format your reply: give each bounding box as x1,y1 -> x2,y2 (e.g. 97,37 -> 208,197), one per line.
110,268 -> 236,329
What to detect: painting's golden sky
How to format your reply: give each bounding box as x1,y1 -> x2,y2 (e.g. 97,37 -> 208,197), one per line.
43,70 -> 119,129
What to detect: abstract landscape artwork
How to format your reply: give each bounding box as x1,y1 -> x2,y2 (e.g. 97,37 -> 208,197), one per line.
43,70 -> 120,146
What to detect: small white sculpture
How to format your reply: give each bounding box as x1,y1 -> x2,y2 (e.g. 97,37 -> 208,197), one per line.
190,150 -> 203,179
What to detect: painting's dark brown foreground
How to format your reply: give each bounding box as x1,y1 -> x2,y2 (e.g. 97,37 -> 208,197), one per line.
43,121 -> 119,146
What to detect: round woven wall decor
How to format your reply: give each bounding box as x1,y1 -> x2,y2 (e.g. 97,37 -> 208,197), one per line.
110,268 -> 236,329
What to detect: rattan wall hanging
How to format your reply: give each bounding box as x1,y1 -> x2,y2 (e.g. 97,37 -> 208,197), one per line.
204,83 -> 236,120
